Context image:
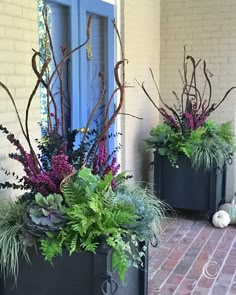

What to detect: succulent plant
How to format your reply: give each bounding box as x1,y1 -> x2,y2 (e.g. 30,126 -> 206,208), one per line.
25,193 -> 66,236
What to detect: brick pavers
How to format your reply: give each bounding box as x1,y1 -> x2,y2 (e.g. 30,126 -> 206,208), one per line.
148,215 -> 236,295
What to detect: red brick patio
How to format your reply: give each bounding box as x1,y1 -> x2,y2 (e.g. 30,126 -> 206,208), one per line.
148,214 -> 236,295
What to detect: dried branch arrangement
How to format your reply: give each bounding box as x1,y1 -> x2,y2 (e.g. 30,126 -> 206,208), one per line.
0,7 -> 127,195
139,47 -> 236,131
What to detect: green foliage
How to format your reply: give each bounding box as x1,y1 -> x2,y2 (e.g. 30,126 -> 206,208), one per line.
106,233 -> 132,282
218,121 -> 235,145
61,168 -> 99,206
40,167 -> 165,282
40,236 -> 62,264
191,120 -> 235,170
0,201 -> 30,281
114,184 -> 166,240
0,169 -> 165,284
145,123 -> 173,148
146,120 -> 235,170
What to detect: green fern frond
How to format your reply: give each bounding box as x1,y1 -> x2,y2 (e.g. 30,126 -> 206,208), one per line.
40,238 -> 62,264
218,121 -> 235,145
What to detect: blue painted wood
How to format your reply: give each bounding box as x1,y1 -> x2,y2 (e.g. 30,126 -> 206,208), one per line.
44,0 -> 115,149
106,14 -> 115,152
70,0 -> 80,138
77,0 -> 115,151
47,2 -> 71,133
77,0 -> 88,136
46,0 -> 72,7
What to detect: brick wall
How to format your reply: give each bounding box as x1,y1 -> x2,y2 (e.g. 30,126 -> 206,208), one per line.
160,0 -> 236,199
0,0 -> 40,199
121,0 -> 161,182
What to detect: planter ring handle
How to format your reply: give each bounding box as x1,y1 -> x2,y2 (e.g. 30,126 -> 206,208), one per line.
101,277 -> 118,295
149,161 -> 154,171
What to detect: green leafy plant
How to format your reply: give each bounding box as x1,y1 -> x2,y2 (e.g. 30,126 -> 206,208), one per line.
190,120 -> 235,170
146,119 -> 235,170
114,184 -> 166,238
39,167 -> 165,282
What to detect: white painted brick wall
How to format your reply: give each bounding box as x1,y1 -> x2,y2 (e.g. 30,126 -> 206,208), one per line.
121,0 -> 161,183
160,0 -> 236,200
0,0 -> 40,199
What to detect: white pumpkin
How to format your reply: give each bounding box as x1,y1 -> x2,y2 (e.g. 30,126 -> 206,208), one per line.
212,210 -> 231,228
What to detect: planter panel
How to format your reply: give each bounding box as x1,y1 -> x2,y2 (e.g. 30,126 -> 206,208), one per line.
0,243 -> 148,295
154,153 -> 226,217
0,250 -> 94,295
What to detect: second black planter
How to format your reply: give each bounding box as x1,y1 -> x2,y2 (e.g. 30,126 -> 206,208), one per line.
153,152 -> 226,218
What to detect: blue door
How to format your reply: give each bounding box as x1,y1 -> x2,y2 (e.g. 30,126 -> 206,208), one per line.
39,0 -> 115,146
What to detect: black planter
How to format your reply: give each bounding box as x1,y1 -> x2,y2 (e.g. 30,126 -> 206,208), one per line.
0,241 -> 148,295
154,152 -> 226,218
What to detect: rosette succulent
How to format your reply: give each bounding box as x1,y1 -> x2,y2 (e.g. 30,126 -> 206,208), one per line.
26,193 -> 65,236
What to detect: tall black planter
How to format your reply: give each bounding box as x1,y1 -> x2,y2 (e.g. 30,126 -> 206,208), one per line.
154,152 -> 226,218
0,241 -> 148,295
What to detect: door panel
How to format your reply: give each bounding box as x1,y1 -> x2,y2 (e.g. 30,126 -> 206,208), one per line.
86,13 -> 107,131
39,0 -> 114,146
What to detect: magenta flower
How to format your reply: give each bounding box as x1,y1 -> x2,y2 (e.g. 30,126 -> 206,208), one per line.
92,138 -> 120,188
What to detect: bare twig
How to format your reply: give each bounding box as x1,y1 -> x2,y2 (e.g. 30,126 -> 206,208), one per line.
207,86 -> 236,115
119,113 -> 143,120
0,82 -> 27,140
97,59 -> 127,142
81,72 -> 106,143
148,68 -> 182,128
31,49 -> 56,133
186,56 -> 201,111
112,19 -> 125,84
200,60 -> 212,118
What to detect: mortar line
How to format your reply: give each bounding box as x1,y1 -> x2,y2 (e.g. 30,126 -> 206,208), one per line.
157,222 -> 208,291
149,217 -> 185,262
149,221 -> 184,280
172,225 -> 218,295
208,229 -> 236,295
175,228 -> 227,294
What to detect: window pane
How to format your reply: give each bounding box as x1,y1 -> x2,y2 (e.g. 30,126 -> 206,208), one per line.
86,13 -> 107,130
40,1 -> 71,134
50,2 -> 71,133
